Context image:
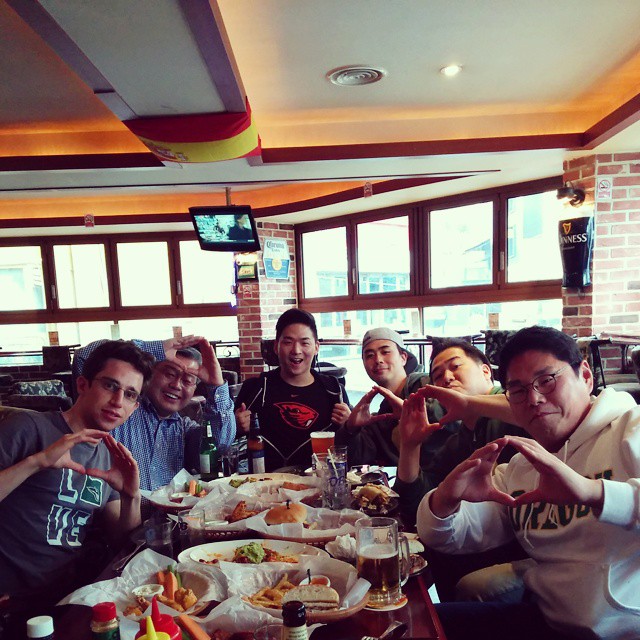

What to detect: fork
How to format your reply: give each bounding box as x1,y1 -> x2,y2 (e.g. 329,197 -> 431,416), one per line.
361,620 -> 407,640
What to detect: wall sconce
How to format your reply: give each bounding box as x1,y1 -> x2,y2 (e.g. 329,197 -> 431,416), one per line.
556,184 -> 586,207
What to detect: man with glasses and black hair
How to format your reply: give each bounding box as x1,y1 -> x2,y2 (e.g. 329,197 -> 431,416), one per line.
415,326 -> 640,640
0,340 -> 153,614
74,335 -> 235,491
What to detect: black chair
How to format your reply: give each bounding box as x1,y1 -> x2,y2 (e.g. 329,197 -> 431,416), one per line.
315,360 -> 347,387
42,346 -> 73,396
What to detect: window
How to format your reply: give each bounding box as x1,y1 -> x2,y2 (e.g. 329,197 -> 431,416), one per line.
0,246 -> 46,311
423,299 -> 562,336
357,217 -> 410,294
302,227 -> 348,298
116,241 -> 172,306
429,201 -> 494,289
179,241 -> 234,304
54,244 -> 110,309
507,190 -> 563,283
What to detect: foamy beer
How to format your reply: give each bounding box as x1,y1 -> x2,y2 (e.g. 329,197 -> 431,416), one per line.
356,517 -> 402,605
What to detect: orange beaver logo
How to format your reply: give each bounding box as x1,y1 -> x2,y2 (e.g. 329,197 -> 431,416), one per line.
274,402 -> 319,429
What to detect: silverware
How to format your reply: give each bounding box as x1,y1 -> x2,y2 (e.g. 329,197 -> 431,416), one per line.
361,620 -> 407,640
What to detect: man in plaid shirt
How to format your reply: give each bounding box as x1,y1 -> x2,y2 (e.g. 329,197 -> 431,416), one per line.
73,335 -> 235,492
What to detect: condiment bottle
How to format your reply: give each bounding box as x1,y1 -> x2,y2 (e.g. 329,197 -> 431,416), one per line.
199,419 -> 219,481
137,616 -> 170,640
26,615 -> 55,640
248,412 -> 266,473
90,602 -> 120,640
135,597 -> 181,640
282,600 -> 308,640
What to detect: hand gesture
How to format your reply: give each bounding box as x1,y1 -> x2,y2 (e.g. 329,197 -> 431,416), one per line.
162,335 -> 198,360
235,402 -> 251,434
431,439 -> 515,518
503,436 -> 604,509
398,391 -> 442,450
331,402 -> 351,426
193,337 -> 223,386
416,385 -> 471,425
33,429 -> 106,475
86,435 -> 140,499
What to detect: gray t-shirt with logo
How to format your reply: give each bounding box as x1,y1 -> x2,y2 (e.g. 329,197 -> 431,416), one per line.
0,410 -> 118,595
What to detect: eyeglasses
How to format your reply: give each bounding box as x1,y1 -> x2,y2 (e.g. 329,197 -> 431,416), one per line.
157,365 -> 198,388
505,365 -> 571,404
95,377 -> 141,404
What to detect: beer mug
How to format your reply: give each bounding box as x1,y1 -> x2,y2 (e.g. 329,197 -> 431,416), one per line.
355,517 -> 410,606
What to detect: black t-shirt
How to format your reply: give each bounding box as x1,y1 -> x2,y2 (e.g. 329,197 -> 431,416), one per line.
235,370 -> 346,471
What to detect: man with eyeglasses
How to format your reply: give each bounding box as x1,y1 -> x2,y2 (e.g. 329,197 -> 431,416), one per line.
0,340 -> 154,620
415,326 -> 640,640
74,335 -> 235,492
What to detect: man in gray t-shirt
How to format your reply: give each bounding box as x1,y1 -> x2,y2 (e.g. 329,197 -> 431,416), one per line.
0,340 -> 154,601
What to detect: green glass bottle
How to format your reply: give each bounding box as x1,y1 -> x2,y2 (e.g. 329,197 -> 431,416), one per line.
199,419 -> 219,481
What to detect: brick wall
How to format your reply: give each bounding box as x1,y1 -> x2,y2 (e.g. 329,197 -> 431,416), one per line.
562,153 -> 640,377
236,222 -> 297,380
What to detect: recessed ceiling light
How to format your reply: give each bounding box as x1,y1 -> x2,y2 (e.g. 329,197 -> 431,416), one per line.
327,66 -> 386,86
440,64 -> 462,77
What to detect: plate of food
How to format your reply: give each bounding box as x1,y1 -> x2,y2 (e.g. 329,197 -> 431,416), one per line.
243,572 -> 369,623
177,539 -> 329,566
246,502 -> 364,544
148,480 -> 210,513
351,483 -> 399,516
122,566 -> 210,619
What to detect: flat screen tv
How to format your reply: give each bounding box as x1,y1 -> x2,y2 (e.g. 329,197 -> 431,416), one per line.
189,206 -> 260,252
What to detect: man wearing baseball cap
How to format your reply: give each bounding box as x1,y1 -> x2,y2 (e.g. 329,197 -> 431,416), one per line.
335,327 -> 452,466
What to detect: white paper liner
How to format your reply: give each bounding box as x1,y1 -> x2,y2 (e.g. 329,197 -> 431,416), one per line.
245,504 -> 364,540
143,469 -> 203,509
57,548 -> 227,639
325,534 -> 357,564
204,555 -> 369,621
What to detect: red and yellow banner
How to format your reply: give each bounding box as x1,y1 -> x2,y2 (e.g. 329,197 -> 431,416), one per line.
124,98 -> 260,163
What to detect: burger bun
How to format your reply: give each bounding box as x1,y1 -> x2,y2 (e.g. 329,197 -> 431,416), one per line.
282,584 -> 339,611
264,502 -> 307,525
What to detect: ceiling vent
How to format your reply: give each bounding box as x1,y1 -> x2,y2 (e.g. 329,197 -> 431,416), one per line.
327,66 -> 386,86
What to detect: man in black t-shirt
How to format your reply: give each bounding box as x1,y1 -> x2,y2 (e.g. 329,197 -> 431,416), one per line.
235,309 -> 351,470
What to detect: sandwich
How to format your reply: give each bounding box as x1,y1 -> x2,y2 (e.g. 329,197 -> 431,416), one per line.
282,584 -> 340,611
264,502 -> 307,525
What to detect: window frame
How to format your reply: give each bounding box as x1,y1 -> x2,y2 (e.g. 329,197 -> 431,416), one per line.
0,231 -> 236,324
297,176 -> 562,314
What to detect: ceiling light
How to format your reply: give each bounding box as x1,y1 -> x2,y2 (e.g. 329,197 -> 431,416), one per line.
327,66 -> 386,86
440,64 -> 462,77
557,184 -> 586,207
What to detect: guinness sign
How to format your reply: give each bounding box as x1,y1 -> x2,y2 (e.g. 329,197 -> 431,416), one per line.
558,216 -> 594,288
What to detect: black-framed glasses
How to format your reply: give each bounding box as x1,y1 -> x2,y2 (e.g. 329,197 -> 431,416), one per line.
95,377 -> 141,404
157,364 -> 198,388
505,365 -> 571,403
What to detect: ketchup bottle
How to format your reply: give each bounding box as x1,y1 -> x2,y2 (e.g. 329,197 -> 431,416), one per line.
134,598 -> 181,640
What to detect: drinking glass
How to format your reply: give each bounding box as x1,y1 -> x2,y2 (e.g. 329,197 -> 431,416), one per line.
310,431 -> 335,454
254,623 -> 283,640
355,517 -> 409,606
219,441 -> 240,476
143,517 -> 174,556
313,451 -> 350,510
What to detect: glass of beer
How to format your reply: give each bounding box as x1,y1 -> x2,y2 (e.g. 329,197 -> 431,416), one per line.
310,431 -> 335,454
356,516 -> 404,606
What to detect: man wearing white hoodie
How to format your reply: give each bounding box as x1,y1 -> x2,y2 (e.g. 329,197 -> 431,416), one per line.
415,325 -> 640,640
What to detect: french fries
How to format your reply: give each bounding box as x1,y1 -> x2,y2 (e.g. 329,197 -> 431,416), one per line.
245,574 -> 297,609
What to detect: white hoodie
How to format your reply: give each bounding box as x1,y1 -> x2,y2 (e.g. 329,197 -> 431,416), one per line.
417,388 -> 640,639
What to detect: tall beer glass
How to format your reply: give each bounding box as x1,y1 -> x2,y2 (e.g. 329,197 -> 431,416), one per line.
356,517 -> 402,606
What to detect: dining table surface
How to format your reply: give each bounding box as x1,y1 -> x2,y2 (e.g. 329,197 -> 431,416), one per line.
49,470 -> 447,640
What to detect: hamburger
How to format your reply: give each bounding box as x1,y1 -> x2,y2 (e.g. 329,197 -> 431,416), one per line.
264,502 -> 307,525
282,584 -> 340,611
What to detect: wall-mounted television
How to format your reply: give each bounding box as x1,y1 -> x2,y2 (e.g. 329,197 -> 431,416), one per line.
189,206 -> 260,252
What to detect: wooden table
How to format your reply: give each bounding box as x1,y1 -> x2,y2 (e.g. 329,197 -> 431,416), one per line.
50,534 -> 446,640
